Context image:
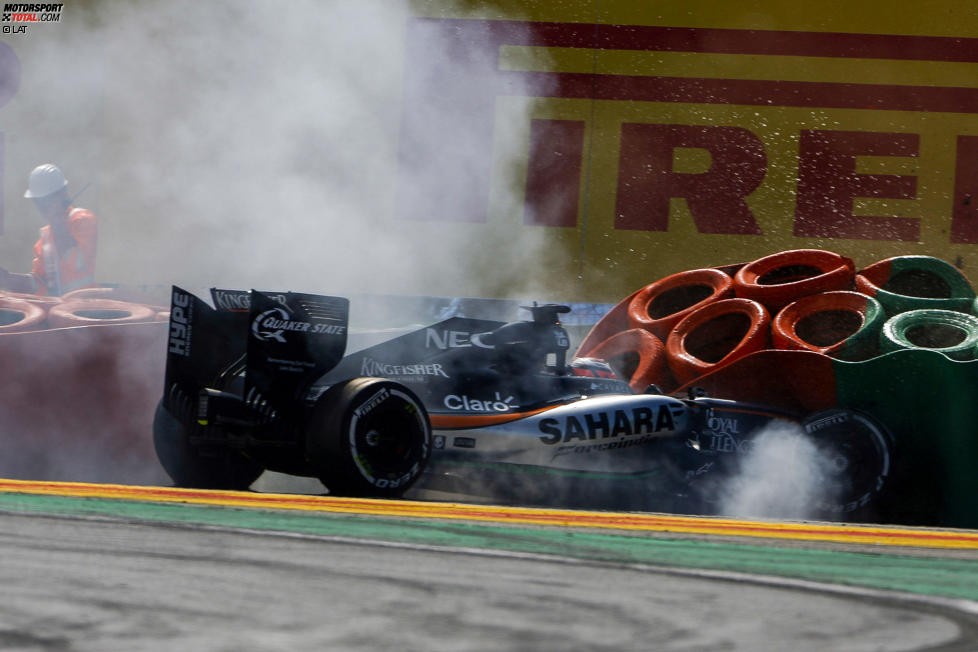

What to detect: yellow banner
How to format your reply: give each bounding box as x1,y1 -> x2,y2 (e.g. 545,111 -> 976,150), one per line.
404,1 -> 978,300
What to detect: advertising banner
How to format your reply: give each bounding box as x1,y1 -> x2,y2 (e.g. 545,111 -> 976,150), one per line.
405,1 -> 978,300
0,1 -> 977,302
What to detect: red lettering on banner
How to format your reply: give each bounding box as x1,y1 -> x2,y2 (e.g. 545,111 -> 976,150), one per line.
615,124 -> 765,234
398,18 -> 978,244
951,135 -> 978,244
524,119 -> 585,227
794,130 -> 919,241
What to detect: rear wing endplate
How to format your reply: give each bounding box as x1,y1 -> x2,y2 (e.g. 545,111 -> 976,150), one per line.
162,286 -> 349,422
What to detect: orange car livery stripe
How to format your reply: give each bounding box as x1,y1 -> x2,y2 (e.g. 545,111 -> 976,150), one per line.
429,405 -> 562,429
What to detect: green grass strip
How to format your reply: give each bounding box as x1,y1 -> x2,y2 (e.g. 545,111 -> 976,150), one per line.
2,491 -> 977,602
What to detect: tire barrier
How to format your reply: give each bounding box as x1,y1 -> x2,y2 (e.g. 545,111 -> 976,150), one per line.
61,286 -> 169,312
855,255 -> 976,316
0,291 -> 62,308
879,309 -> 978,361
772,291 -> 884,359
665,298 -> 771,385
578,328 -> 670,393
733,249 -> 855,311
574,292 -> 636,359
626,268 -> 734,340
572,250 -> 978,386
47,299 -> 158,329
0,297 -> 47,333
61,287 -> 124,301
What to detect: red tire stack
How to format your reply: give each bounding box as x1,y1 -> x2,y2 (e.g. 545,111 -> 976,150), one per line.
575,249 -> 930,391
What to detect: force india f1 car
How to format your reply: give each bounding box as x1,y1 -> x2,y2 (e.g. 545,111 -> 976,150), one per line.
154,287 -> 893,519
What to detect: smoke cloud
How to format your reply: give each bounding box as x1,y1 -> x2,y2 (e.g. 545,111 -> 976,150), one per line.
0,1 -> 568,486
0,321 -> 169,485
2,0 -> 556,300
716,421 -> 842,521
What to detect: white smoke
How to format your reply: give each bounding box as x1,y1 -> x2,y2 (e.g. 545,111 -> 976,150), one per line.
2,0 -> 556,300
0,321 -> 170,485
716,422 -> 843,521
0,1 -> 566,486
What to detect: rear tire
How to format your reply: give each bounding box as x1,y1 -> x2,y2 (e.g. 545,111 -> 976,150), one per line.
153,400 -> 264,490
802,408 -> 892,520
305,378 -> 431,498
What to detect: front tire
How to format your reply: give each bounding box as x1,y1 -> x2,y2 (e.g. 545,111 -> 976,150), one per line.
305,378 -> 431,498
153,400 -> 264,490
803,408 -> 892,520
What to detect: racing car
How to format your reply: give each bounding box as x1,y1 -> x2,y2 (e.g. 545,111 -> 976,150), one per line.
154,287 -> 893,519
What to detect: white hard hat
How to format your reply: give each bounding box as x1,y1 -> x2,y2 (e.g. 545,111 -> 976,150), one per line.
24,164 -> 68,199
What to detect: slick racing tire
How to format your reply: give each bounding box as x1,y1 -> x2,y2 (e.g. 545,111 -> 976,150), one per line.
733,249 -> 855,311
48,299 -> 158,328
772,291 -> 884,359
626,268 -> 734,340
879,309 -> 978,361
802,409 -> 892,520
305,378 -> 431,498
0,297 -> 47,333
665,298 -> 771,385
579,328 -> 670,393
855,255 -> 975,316
152,400 -> 264,490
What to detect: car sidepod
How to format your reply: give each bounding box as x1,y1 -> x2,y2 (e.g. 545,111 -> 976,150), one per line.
420,394 -> 692,509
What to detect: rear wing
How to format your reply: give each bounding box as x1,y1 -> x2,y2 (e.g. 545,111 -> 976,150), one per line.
162,286 -> 349,423
245,289 -> 348,411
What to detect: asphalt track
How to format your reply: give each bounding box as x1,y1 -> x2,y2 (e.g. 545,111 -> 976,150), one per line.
2,479 -> 978,650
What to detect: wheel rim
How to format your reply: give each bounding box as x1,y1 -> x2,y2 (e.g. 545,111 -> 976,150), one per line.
350,389 -> 429,488
807,412 -> 891,514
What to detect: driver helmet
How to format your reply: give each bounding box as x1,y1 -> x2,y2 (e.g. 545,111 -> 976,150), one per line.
568,357 -> 618,380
